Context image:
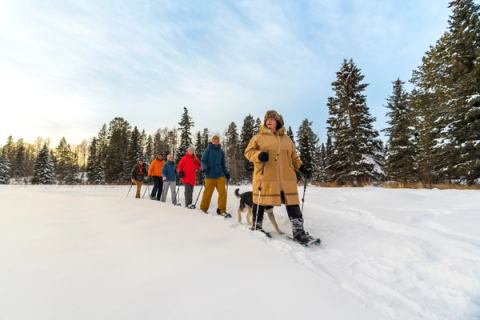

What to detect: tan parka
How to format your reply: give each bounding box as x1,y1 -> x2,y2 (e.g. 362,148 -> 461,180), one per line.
244,125 -> 302,206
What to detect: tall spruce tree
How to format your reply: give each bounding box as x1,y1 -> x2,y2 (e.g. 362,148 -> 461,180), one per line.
384,79 -> 418,183
63,151 -> 81,185
0,151 -> 11,184
32,144 -> 55,184
3,136 -> 16,177
55,137 -> 72,183
225,122 -> 242,183
96,124 -> 108,173
177,107 -> 194,162
287,126 -> 295,144
326,59 -> 384,185
13,138 -> 26,179
202,128 -> 209,151
240,115 -> 256,178
445,0 -> 480,184
87,137 -> 104,184
296,119 -> 319,180
315,143 -> 327,183
126,126 -> 143,177
254,117 -> 262,134
153,130 -> 163,156
145,134 -> 154,162
104,117 -> 131,183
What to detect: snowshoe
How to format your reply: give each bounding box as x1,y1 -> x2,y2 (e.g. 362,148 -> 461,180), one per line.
291,232 -> 321,247
216,208 -> 232,218
250,226 -> 272,238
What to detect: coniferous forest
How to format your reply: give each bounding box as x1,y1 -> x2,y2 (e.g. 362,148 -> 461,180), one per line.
0,1 -> 479,187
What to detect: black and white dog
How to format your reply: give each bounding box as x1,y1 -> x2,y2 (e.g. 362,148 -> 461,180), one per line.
234,188 -> 283,234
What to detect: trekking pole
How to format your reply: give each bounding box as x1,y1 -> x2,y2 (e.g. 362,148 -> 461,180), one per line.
253,162 -> 266,231
301,175 -> 308,211
175,184 -> 181,206
142,183 -> 150,199
125,182 -> 134,198
191,177 -> 204,209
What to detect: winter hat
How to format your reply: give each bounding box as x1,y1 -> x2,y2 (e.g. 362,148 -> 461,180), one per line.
264,110 -> 284,129
137,156 -> 144,162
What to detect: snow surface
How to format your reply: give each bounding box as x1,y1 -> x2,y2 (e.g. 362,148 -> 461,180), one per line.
1,185 -> 480,320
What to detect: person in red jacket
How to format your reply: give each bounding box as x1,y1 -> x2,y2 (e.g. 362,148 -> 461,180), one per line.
177,146 -> 201,208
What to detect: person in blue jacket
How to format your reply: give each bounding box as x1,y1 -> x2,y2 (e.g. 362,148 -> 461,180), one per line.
160,154 -> 178,205
200,135 -> 231,215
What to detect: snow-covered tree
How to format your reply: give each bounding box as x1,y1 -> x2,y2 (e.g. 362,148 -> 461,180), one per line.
287,126 -> 295,145
104,117 -> 130,183
296,119 -> 318,180
384,79 -> 418,183
32,144 -> 55,184
87,137 -> 104,184
240,115 -> 256,179
126,126 -> 143,176
326,59 -> 384,185
145,134 -> 154,163
177,107 -> 194,162
0,152 -> 11,184
225,122 -> 242,183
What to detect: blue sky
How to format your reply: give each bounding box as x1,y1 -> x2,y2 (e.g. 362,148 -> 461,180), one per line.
0,0 -> 452,144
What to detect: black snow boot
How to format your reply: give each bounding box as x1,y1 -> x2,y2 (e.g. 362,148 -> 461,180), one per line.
291,218 -> 312,245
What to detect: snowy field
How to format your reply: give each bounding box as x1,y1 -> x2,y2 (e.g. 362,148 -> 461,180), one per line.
0,185 -> 479,320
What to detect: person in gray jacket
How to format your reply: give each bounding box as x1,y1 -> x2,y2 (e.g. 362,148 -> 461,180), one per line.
161,154 -> 178,205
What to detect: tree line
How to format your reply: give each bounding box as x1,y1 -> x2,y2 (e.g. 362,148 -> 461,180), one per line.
0,1 -> 478,187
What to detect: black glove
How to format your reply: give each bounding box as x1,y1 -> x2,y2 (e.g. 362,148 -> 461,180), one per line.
298,165 -> 311,179
258,151 -> 269,162
225,172 -> 231,181
179,171 -> 185,178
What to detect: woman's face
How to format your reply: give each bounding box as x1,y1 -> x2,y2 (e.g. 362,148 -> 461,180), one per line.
266,118 -> 277,131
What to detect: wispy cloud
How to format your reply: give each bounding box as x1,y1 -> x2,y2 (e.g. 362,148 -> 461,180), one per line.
0,0 -> 451,143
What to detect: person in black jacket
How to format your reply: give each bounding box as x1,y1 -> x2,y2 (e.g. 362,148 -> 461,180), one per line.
131,157 -> 148,198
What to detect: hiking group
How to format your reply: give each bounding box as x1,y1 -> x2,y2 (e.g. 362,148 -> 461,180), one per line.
130,110 -> 317,245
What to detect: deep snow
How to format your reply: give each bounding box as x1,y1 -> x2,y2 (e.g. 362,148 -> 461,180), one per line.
0,185 -> 479,320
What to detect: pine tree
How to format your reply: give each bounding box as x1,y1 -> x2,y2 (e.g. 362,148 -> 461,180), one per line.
384,79 -> 418,183
63,151 -> 81,185
445,0 -> 480,184
202,128 -> 209,151
32,144 -> 55,184
225,122 -> 242,183
254,117 -> 262,134
3,136 -> 16,177
145,134 -> 154,162
177,107 -> 194,162
0,151 -> 11,184
126,126 -> 143,178
194,131 -> 202,155
326,59 -> 384,185
87,137 -> 104,184
96,124 -> 109,173
104,117 -> 131,183
13,138 -> 26,179
153,130 -> 163,156
296,119 -> 319,180
287,126 -> 295,144
240,115 -> 256,179
315,143 -> 327,183
55,137 -> 72,183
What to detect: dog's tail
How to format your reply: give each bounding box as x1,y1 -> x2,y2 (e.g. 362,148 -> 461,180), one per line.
234,188 -> 241,198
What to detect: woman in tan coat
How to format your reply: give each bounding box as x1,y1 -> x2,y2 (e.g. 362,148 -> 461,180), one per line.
244,110 -> 316,244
